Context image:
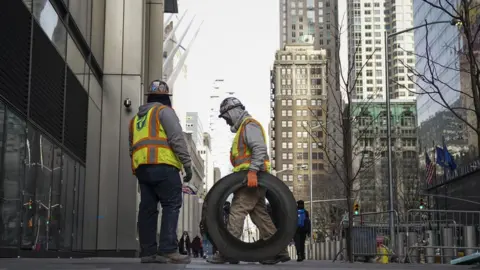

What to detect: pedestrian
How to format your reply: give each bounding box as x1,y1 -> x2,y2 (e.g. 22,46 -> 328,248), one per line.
294,200 -> 311,262
207,97 -> 290,265
200,201 -> 233,259
192,235 -> 203,257
129,80 -> 192,264
178,231 -> 191,255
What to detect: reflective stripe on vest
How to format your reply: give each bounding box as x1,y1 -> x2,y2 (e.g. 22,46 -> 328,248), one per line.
230,117 -> 271,172
130,105 -> 183,171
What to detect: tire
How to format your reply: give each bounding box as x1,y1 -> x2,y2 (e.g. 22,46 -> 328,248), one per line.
203,170 -> 297,262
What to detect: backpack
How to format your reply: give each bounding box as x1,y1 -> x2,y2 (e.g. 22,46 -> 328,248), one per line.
297,209 -> 306,227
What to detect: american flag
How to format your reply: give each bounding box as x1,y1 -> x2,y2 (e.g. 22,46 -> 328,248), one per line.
182,184 -> 197,195
425,151 -> 435,185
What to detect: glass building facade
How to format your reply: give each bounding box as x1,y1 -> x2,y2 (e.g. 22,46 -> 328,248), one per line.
1,0 -> 103,255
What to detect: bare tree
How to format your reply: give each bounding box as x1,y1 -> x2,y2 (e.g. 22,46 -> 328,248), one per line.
303,14 -> 389,261
395,155 -> 424,221
398,0 -> 480,156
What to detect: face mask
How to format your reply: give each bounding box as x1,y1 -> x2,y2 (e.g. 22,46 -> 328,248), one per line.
225,118 -> 234,126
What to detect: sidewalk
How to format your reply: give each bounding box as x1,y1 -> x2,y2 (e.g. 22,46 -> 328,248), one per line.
0,257 -> 474,270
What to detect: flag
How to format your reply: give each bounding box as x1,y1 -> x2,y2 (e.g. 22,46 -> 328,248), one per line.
443,142 -> 457,171
435,147 -> 445,167
182,183 -> 198,195
425,151 -> 435,185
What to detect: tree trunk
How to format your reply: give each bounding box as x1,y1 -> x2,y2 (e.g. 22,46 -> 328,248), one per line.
342,104 -> 354,262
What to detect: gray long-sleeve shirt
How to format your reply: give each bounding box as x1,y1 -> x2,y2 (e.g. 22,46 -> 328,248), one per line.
229,109 -> 269,171
129,103 -> 191,168
243,121 -> 269,171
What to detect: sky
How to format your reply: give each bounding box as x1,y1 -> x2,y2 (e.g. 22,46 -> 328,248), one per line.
174,0 -> 280,130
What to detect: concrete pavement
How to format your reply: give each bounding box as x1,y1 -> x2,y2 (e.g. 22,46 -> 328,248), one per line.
0,258 -> 474,270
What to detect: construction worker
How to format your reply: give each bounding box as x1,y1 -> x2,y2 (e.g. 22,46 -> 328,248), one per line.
207,97 -> 290,265
129,80 -> 192,264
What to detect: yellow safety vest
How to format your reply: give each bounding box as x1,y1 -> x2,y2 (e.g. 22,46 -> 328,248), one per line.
230,117 -> 271,172
129,105 -> 183,172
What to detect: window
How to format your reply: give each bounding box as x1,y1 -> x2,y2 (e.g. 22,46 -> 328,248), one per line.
288,142 -> 293,149
282,153 -> 287,159
296,110 -> 302,117
297,142 -> 302,149
282,142 -> 287,149
287,99 -> 293,106
288,175 -> 293,181
282,175 -> 288,181
281,110 -> 287,116
297,131 -> 302,138
282,121 -> 287,127
287,121 -> 293,127
288,131 -> 293,138
296,99 -> 302,106
281,100 -> 286,106
282,131 -> 287,138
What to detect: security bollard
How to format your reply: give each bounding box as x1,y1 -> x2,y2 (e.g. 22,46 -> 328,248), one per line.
407,232 -> 419,263
425,230 -> 435,264
335,240 -> 341,261
320,242 -> 325,260
442,227 -> 454,263
330,241 -> 336,261
465,226 -> 476,256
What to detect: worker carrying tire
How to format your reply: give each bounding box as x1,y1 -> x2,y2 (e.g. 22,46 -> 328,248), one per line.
129,80 -> 192,264
207,97 -> 291,265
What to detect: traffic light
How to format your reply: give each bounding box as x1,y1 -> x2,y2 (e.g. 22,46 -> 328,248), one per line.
354,203 -> 359,215
24,199 -> 33,209
419,199 -> 425,209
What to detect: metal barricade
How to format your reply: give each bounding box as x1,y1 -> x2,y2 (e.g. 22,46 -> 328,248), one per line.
404,209 -> 480,264
351,211 -> 399,259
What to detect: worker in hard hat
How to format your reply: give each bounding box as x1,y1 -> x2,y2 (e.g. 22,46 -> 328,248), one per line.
129,80 -> 192,264
207,97 -> 290,265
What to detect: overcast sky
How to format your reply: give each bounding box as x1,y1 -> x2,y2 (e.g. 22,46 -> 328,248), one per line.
176,0 -> 279,130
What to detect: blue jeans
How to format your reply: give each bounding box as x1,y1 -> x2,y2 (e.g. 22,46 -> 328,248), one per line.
136,164 -> 182,257
202,236 -> 213,256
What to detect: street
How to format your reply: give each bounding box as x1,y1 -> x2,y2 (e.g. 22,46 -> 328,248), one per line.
0,258 -> 474,270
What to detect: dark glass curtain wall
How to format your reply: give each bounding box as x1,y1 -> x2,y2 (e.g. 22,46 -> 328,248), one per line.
0,0 -> 89,252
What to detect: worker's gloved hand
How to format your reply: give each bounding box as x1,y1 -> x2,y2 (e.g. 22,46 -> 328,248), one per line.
183,166 -> 193,183
246,170 -> 258,188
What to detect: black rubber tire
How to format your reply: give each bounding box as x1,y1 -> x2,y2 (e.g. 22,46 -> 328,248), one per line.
203,170 -> 297,262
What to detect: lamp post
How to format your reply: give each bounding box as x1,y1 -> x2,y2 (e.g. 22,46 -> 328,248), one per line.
303,124 -> 321,259
384,19 -> 459,250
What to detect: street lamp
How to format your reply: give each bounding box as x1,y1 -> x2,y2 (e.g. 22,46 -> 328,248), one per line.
384,19 -> 459,249
272,168 -> 293,176
302,123 -> 321,259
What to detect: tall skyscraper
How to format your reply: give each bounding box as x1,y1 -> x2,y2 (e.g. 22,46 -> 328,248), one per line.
270,44 -> 328,201
348,0 -> 415,101
279,0 -> 343,190
279,0 -> 337,55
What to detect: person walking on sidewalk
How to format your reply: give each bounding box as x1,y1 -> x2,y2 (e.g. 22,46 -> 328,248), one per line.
294,200 -> 311,262
129,80 -> 192,264
207,97 -> 290,265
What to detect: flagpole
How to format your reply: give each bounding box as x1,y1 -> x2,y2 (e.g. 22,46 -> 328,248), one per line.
433,140 -> 440,246
442,136 -> 448,211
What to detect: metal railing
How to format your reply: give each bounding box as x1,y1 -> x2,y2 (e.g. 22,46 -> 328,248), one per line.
287,208 -> 480,264
403,209 -> 480,264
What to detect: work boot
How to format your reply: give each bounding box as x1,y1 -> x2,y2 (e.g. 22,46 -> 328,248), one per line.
261,250 -> 291,265
207,252 -> 239,264
140,255 -> 167,264
298,253 -> 306,262
158,252 -> 191,264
